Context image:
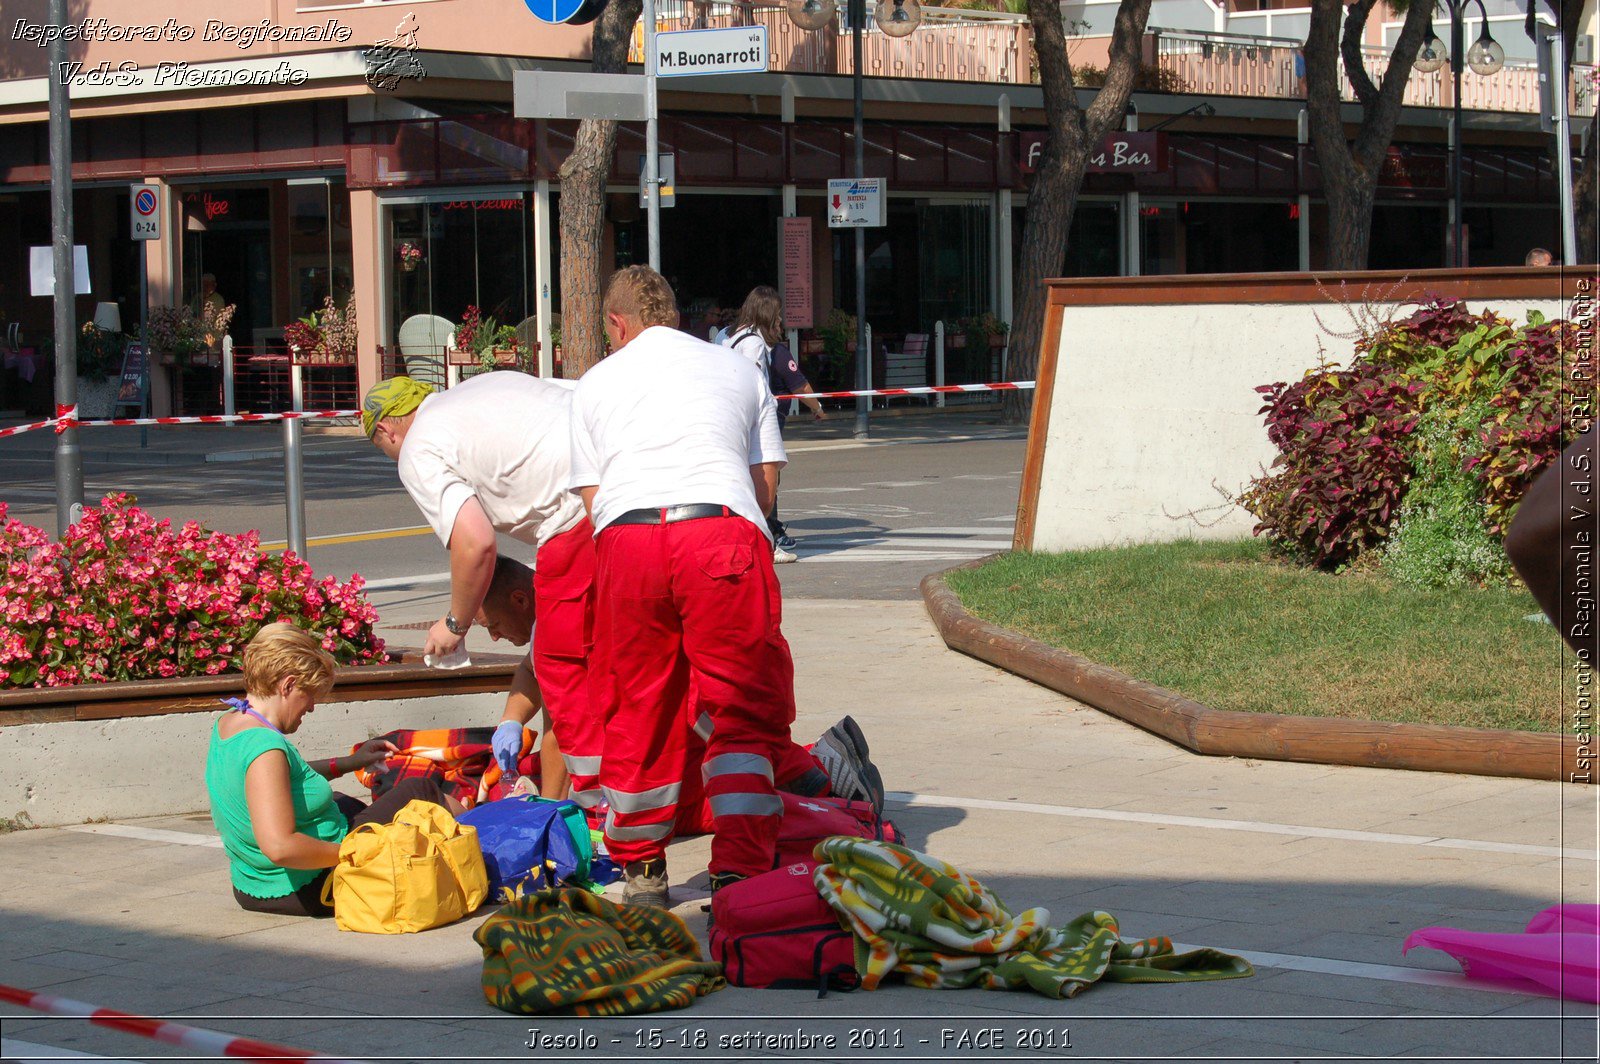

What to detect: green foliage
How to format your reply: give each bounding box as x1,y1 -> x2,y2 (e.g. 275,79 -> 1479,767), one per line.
1241,298 -> 1593,571
1381,406 -> 1510,588
815,309 -> 858,389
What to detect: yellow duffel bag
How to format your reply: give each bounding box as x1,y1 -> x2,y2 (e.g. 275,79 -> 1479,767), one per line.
324,799 -> 489,934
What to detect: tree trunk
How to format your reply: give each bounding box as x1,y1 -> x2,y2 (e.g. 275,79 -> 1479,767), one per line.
1577,111 -> 1598,261
558,0 -> 643,379
1002,0 -> 1151,424
1302,0 -> 1432,270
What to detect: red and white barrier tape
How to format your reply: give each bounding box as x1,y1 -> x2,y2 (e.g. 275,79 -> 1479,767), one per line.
779,381 -> 1034,401
0,381 -> 1035,441
0,408 -> 359,440
0,982 -> 368,1063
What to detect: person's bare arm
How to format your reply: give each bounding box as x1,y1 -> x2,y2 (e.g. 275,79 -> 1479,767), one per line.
538,710 -> 569,800
797,383 -> 825,420
578,486 -> 598,520
245,750 -> 342,870
751,461 -> 781,516
425,497 -> 497,657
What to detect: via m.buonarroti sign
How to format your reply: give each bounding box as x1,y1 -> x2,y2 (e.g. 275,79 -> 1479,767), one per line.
655,26 -> 767,77
1018,131 -> 1168,175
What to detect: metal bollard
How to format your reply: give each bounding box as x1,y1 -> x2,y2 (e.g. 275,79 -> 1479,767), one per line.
283,416 -> 307,559
221,335 -> 235,426
934,321 -> 946,409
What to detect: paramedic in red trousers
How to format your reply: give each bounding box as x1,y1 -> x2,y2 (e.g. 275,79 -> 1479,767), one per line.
362,373 -> 603,810
569,265 -> 801,908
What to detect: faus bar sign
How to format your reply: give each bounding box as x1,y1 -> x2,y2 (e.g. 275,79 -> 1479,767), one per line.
655,26 -> 767,77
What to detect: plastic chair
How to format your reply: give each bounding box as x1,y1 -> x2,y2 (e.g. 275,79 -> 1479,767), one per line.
396,314 -> 455,387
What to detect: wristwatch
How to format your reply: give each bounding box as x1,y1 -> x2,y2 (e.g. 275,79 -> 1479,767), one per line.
444,613 -> 469,636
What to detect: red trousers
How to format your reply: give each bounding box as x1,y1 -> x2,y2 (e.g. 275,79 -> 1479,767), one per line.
594,513 -> 797,876
532,518 -> 604,812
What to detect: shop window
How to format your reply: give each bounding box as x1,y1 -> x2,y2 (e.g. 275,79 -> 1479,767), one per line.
1141,200 -> 1298,275
387,196 -> 533,365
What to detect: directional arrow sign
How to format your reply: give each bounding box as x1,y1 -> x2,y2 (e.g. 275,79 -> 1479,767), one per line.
827,178 -> 884,228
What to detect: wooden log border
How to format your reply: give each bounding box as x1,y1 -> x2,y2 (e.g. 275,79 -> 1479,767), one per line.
0,653 -> 523,727
922,557 -> 1589,784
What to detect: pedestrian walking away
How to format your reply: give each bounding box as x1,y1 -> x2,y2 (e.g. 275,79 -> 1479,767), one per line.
723,285 -> 826,562
570,265 -> 807,907
362,372 -> 603,811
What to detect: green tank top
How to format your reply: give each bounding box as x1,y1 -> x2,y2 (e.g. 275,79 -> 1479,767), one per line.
205,711 -> 349,898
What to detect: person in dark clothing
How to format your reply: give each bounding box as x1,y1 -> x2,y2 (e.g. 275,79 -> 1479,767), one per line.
723,286 -> 824,561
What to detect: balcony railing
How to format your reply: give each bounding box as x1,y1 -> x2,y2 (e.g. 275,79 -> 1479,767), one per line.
628,6 -> 1592,118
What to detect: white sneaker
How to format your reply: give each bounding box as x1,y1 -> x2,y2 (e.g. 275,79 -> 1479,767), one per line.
773,544 -> 798,564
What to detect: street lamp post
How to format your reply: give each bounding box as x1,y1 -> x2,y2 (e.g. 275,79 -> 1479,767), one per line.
1413,0 -> 1504,268
787,0 -> 921,439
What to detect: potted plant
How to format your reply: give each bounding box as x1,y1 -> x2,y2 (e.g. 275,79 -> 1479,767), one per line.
456,305 -> 522,371
815,309 -> 860,392
147,303 -> 235,367
959,312 -> 1010,351
75,321 -> 125,418
397,241 -> 423,273
284,297 -> 358,363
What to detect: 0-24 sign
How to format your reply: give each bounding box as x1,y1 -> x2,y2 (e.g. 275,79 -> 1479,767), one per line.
130,184 -> 160,242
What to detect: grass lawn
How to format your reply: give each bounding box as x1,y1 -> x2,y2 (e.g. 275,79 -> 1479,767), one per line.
945,538 -> 1565,733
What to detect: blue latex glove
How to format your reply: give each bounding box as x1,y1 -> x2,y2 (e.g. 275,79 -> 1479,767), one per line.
492,720 -> 524,774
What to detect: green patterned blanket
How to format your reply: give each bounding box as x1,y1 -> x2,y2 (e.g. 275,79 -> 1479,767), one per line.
812,837 -> 1254,997
476,887 -> 725,1015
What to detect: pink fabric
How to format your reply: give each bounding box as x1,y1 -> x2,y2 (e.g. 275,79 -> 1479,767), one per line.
1403,904 -> 1600,1002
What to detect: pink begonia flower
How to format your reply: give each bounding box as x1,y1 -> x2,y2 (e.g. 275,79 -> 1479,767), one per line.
0,495 -> 384,689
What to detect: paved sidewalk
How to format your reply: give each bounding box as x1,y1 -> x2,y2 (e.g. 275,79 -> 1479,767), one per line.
2,600 -> 1596,1062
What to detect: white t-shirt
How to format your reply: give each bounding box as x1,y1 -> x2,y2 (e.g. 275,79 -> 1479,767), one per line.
397,371 -> 585,552
723,328 -> 770,375
568,326 -> 786,537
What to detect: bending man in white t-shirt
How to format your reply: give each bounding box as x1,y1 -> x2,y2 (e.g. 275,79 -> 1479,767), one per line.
362,372 -> 600,806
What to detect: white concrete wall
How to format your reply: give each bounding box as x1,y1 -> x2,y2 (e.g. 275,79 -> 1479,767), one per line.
0,692 -> 502,828
1030,296 -> 1568,553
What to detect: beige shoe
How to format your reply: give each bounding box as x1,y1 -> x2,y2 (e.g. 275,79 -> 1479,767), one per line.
622,860 -> 670,909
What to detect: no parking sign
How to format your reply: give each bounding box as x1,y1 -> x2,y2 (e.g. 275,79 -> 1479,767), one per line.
522,0 -> 609,24
130,185 -> 159,241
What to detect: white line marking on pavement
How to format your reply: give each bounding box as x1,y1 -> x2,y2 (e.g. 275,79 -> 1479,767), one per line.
362,571 -> 453,590
63,823 -> 224,848
2,1039 -> 140,1063
46,818 -> 1543,998
1171,944 -> 1498,994
888,792 -> 1596,861
797,550 -> 1000,562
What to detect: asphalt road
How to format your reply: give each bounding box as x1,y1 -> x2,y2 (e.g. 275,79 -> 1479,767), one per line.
0,410 -> 1027,603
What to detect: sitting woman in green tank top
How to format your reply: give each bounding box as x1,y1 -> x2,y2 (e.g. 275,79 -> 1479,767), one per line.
205,622 -> 461,917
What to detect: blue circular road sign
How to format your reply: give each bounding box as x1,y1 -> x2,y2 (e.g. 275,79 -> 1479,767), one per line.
522,0 -> 609,25
134,189 -> 158,215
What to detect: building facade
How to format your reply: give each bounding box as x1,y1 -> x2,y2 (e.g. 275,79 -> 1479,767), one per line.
0,0 -> 1589,414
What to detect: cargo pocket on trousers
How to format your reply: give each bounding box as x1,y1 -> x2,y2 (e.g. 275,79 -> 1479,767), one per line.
697,544 -> 754,582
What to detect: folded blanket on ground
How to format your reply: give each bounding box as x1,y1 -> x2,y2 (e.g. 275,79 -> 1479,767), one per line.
353,726 -> 537,808
813,837 -> 1254,997
476,888 -> 725,1015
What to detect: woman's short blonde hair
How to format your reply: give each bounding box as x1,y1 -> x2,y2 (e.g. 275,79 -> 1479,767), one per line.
242,623 -> 336,698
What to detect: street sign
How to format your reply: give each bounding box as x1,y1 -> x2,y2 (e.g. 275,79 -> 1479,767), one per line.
521,0 -> 609,26
655,26 -> 768,78
513,70 -> 649,121
639,154 -> 675,208
130,184 -> 159,241
826,178 -> 885,228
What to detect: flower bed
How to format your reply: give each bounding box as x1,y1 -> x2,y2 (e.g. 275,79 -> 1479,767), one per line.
1238,297 -> 1590,585
0,495 -> 385,688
